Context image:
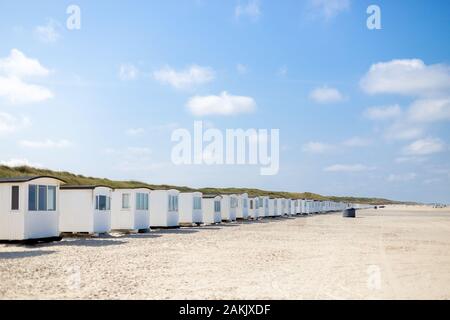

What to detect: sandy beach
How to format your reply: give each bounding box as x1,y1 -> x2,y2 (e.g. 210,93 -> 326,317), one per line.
1,205 -> 449,300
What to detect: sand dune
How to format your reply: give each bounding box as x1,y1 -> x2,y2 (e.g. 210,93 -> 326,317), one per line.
1,205 -> 449,299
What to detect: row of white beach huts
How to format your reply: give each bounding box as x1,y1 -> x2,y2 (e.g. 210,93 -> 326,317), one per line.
0,176 -> 351,241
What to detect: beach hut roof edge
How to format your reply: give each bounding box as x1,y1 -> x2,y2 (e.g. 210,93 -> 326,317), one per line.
113,186 -> 153,191
0,175 -> 66,184
203,194 -> 222,198
60,184 -> 112,190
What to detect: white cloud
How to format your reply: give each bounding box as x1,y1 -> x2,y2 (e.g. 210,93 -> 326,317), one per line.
384,122 -> 424,141
235,0 -> 261,21
0,158 -> 42,168
387,173 -> 417,182
127,147 -> 152,156
19,139 -> 71,149
0,49 -> 49,78
395,156 -> 427,164
342,137 -> 371,147
302,141 -> 334,154
148,122 -> 180,132
119,63 -> 139,81
125,127 -> 145,136
153,65 -> 214,89
0,112 -> 30,135
402,137 -> 445,156
365,104 -> 402,120
236,63 -> 248,75
186,91 -> 256,116
324,164 -> 375,172
0,49 -> 53,104
360,59 -> 450,97
34,19 -> 62,43
407,98 -> 450,123
309,0 -> 350,19
423,178 -> 440,185
0,76 -> 53,104
309,86 -> 345,104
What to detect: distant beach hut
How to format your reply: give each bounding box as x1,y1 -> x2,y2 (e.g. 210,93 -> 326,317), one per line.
60,185 -> 112,234
284,198 -> 293,215
248,197 -> 259,219
268,198 -> 277,217
149,189 -> 180,228
290,199 -> 296,215
111,188 -> 151,232
179,192 -> 203,226
275,198 -> 284,216
0,176 -> 64,241
303,200 -> 313,214
295,200 -> 302,215
262,196 -> 269,217
236,193 -> 249,220
221,194 -> 238,222
202,194 -> 221,224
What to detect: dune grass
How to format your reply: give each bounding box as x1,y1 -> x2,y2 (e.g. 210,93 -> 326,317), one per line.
0,165 -> 407,205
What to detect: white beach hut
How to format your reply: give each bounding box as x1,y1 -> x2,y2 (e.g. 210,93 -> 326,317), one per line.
202,194 -> 221,224
290,199 -> 296,215
179,191 -> 203,226
236,193 -> 249,220
262,196 -> 269,217
60,185 -> 112,234
268,198 -> 277,217
0,176 -> 64,241
275,198 -> 284,216
285,198 -> 292,215
248,197 -> 259,219
220,194 -> 237,222
111,188 -> 151,232
149,189 -> 180,228
295,200 -> 302,215
303,200 -> 313,214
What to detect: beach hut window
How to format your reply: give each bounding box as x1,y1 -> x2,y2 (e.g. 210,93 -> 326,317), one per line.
250,200 -> 253,209
122,193 -> 130,209
168,195 -> 178,211
28,185 -> 38,211
38,185 -> 47,211
144,193 -> 149,210
214,200 -> 221,213
11,186 -> 19,210
28,185 -> 56,211
193,197 -> 202,210
47,186 -> 56,211
96,195 -> 107,211
230,198 -> 237,208
136,193 -> 148,210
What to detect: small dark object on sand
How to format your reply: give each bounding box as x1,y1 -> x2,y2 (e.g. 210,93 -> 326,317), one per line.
343,208 -> 356,218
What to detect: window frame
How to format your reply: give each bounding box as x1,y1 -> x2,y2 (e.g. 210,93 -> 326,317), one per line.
122,193 -> 131,210
11,185 -> 20,211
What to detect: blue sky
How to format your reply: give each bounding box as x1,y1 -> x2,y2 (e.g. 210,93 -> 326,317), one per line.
0,0 -> 449,203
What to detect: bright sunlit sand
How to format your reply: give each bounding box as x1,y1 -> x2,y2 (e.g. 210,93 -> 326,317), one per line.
1,205 -> 449,300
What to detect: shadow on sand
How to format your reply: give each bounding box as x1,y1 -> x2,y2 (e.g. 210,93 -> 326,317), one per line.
0,250 -> 55,259
149,228 -> 200,235
45,238 -> 128,247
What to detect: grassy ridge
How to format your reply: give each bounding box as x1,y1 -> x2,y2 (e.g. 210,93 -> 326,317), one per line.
0,165 -> 407,205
